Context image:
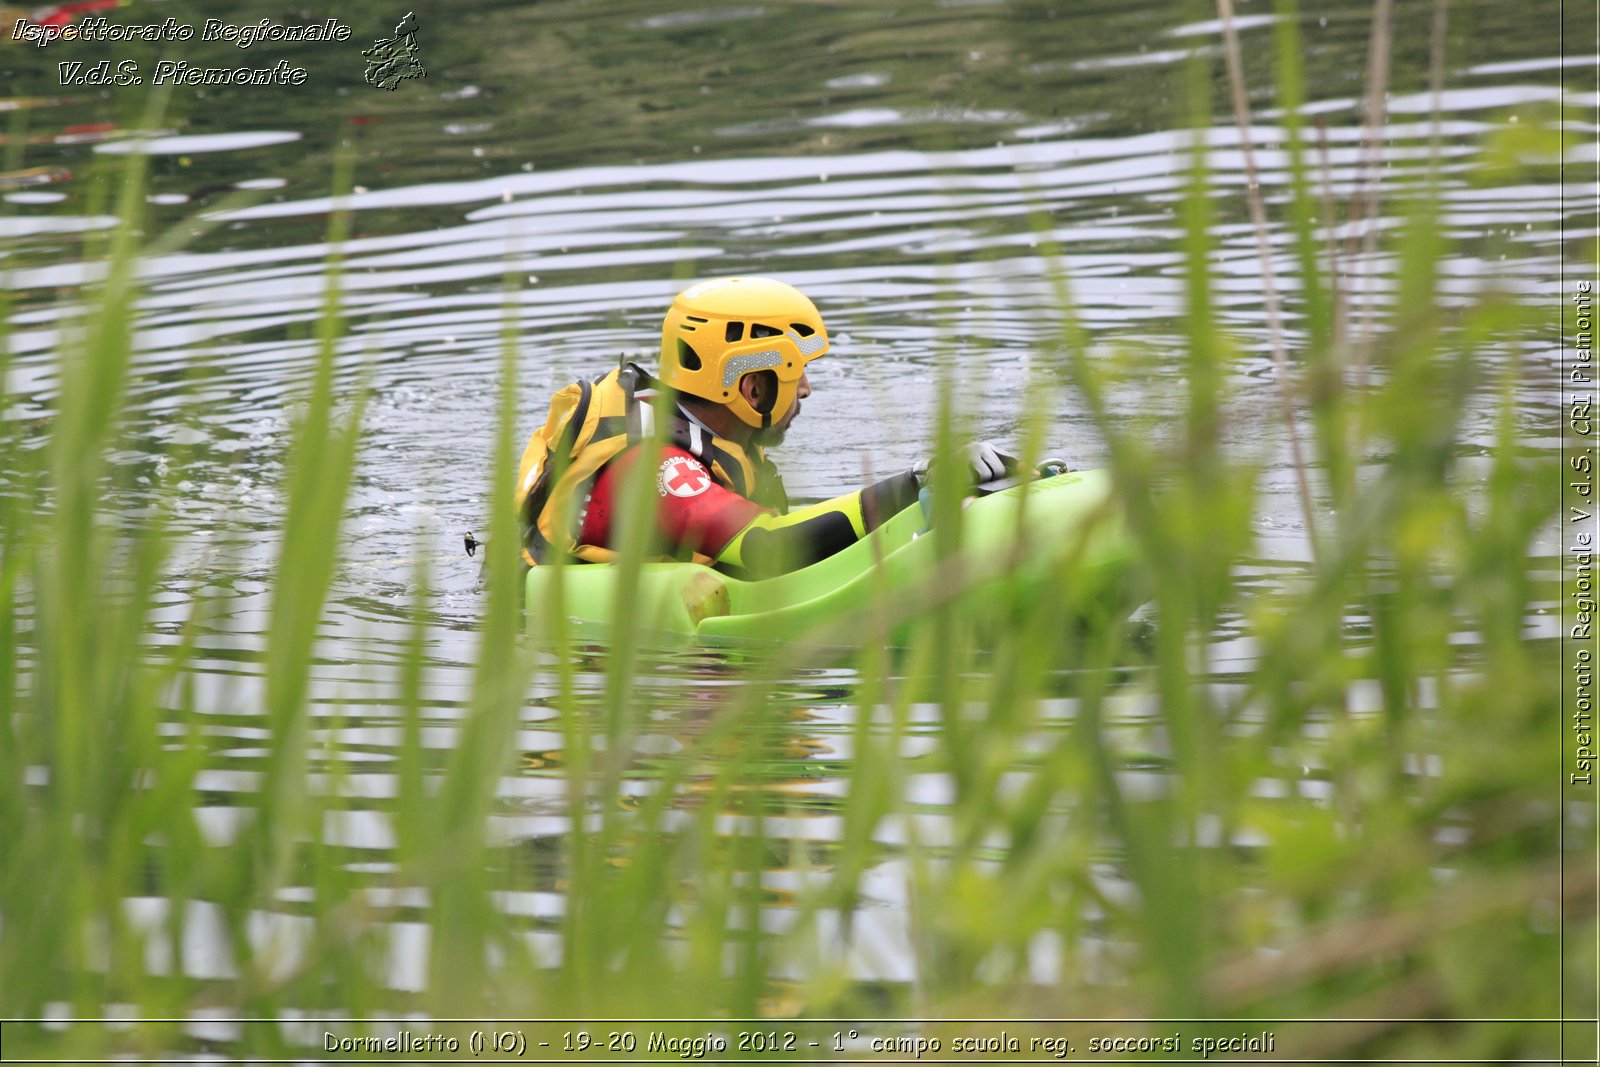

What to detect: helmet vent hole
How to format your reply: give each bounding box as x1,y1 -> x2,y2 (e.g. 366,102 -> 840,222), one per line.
749,323 -> 781,339
790,323 -> 815,337
677,339 -> 701,370
685,315 -> 709,323
725,321 -> 744,343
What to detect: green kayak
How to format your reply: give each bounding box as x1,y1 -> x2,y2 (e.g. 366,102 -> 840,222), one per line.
523,468 -> 1136,645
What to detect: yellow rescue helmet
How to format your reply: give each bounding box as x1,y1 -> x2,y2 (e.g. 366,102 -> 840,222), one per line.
658,277 -> 830,428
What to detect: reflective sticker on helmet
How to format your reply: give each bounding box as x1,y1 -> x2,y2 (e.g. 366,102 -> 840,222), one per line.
659,455 -> 712,498
787,329 -> 826,356
721,348 -> 783,388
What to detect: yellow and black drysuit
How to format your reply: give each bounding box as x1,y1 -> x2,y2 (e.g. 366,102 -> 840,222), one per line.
515,364 -> 920,578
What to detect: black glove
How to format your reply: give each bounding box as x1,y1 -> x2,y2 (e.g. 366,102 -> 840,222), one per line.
914,440 -> 1019,487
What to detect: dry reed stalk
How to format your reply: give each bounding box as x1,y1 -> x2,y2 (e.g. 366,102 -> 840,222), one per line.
1316,119 -> 1348,347
1205,858 -> 1593,1009
1428,0 -> 1451,172
1349,0 -> 1395,386
1215,0 -> 1320,550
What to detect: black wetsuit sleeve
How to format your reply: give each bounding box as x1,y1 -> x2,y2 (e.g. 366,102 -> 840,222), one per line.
716,470 -> 921,579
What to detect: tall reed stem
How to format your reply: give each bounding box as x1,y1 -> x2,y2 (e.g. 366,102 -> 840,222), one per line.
1215,0 -> 1321,550
1349,0 -> 1395,383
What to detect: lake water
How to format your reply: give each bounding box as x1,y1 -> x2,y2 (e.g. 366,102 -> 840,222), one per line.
0,0 -> 1587,1049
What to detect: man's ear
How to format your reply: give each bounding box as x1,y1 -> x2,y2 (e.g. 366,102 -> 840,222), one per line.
740,372 -> 775,415
738,374 -> 760,407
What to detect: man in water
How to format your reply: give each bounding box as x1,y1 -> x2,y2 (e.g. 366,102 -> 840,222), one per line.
515,276 -> 1015,577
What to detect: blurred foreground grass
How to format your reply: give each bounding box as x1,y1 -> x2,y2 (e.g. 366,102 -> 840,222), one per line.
0,40 -> 1587,1067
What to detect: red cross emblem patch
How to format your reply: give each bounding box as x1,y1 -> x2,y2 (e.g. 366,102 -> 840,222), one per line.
658,455 -> 712,498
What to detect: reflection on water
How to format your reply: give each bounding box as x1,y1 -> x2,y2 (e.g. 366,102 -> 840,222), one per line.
0,0 -> 1582,1033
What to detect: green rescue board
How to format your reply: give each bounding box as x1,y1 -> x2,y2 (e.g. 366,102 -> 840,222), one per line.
523,469 -> 1137,645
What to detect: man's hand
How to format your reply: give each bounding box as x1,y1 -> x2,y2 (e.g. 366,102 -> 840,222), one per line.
914,440 -> 1019,487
